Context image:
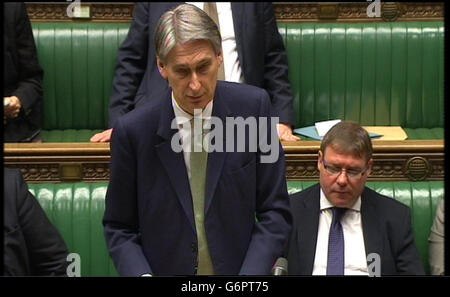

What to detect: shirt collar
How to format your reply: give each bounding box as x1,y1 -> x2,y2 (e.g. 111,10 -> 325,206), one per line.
171,93 -> 214,127
319,187 -> 361,212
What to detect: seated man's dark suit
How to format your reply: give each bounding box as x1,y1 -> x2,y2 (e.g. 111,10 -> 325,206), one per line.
108,2 -> 295,128
103,81 -> 292,276
4,168 -> 69,276
288,184 -> 425,275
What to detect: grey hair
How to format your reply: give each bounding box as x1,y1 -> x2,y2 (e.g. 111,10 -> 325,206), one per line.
155,4 -> 222,64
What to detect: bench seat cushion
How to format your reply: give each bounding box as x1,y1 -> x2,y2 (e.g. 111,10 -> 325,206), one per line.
41,129 -> 103,142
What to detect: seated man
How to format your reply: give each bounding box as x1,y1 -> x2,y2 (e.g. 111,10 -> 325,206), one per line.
4,168 -> 69,276
288,121 -> 424,275
103,4 -> 292,276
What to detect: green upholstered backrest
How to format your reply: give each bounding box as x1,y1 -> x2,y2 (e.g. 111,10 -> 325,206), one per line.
30,22 -> 443,140
27,182 -> 118,277
27,181 -> 442,276
278,22 -> 444,130
31,23 -> 129,131
287,180 -> 444,275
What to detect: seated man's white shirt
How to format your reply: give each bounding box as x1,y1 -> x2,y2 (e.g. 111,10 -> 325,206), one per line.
312,188 -> 369,275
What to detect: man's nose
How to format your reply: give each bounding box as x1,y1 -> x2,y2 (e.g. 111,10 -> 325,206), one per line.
336,170 -> 349,186
189,73 -> 201,91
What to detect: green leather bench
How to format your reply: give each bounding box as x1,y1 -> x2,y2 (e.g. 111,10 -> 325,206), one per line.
28,181 -> 443,276
31,21 -> 443,142
31,23 -> 129,142
278,22 -> 444,139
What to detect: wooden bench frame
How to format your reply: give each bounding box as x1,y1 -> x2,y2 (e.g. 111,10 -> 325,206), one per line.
4,140 -> 444,183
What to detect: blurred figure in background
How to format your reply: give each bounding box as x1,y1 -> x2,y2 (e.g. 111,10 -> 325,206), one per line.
4,2 -> 43,143
429,199 -> 444,275
4,168 -> 69,276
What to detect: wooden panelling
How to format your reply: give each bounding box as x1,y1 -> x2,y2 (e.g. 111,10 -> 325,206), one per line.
26,2 -> 444,23
4,140 -> 444,183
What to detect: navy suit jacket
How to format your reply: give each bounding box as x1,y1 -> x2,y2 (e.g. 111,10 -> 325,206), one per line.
103,81 -> 292,276
287,184 -> 425,275
108,2 -> 295,128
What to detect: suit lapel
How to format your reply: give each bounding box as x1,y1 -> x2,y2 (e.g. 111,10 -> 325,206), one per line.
297,185 -> 321,274
361,188 -> 383,264
230,3 -> 245,74
155,90 -> 196,233
205,83 -> 229,215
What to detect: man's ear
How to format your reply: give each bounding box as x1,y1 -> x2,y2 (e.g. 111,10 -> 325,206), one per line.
366,158 -> 374,175
157,58 -> 168,79
217,50 -> 223,65
317,150 -> 323,171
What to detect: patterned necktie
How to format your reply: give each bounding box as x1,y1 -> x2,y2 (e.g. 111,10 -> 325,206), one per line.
327,207 -> 347,275
189,118 -> 214,274
203,2 -> 225,81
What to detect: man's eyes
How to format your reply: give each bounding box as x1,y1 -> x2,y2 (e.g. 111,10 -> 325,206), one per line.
175,68 -> 189,76
328,165 -> 360,175
174,64 -> 210,76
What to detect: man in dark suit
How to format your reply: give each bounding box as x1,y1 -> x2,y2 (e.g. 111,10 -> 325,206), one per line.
288,121 -> 424,275
4,168 -> 69,276
91,2 -> 299,143
4,2 -> 43,142
103,4 -> 292,276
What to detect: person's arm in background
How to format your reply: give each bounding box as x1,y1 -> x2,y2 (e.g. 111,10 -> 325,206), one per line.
4,2 -> 43,124
429,199 -> 445,275
261,2 -> 299,142
4,169 -> 69,276
91,3 -> 150,142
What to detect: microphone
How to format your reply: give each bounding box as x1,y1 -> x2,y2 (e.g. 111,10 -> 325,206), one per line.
271,257 -> 288,276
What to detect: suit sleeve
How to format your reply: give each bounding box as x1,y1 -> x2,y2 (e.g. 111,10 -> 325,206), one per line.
103,117 -> 153,276
395,206 -> 426,275
12,3 -> 43,116
261,3 -> 295,126
428,199 -> 445,275
15,170 -> 69,276
239,89 -> 292,274
108,3 -> 149,128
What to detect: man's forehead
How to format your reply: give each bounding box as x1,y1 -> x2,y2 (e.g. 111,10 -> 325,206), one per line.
323,146 -> 368,163
166,40 -> 216,64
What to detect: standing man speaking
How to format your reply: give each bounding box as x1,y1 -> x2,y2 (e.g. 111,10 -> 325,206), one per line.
103,4 -> 291,276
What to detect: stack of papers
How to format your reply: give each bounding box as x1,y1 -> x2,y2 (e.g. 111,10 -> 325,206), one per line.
294,120 -> 382,140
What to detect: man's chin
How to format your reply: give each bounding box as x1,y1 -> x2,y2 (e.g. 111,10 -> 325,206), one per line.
329,193 -> 355,208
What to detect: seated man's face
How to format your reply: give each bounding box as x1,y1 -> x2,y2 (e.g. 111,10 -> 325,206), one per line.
157,40 -> 223,115
318,146 -> 372,208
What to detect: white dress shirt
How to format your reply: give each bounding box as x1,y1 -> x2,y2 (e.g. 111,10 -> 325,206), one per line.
187,2 -> 245,83
172,94 -> 213,179
312,189 -> 369,275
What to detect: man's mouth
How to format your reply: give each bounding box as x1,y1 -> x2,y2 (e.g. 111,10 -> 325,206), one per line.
187,95 -> 202,100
